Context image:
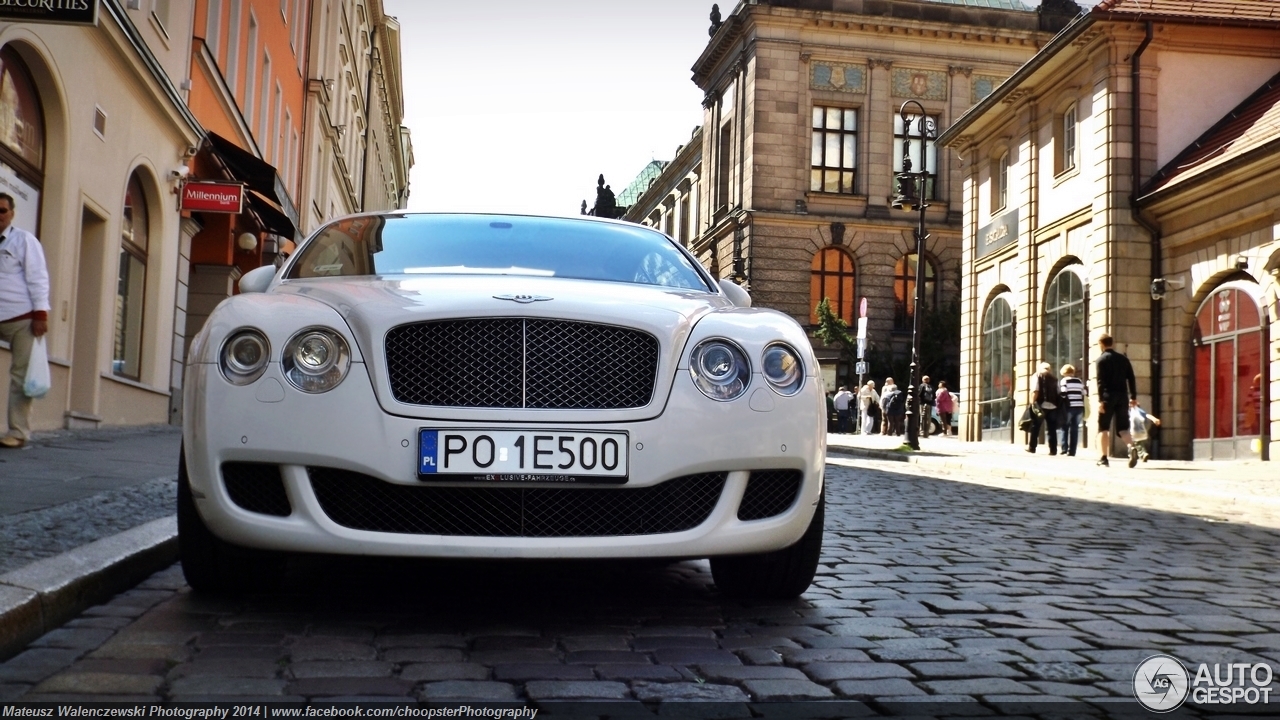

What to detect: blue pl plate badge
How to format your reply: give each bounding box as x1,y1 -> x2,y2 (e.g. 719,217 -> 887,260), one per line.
419,430 -> 438,474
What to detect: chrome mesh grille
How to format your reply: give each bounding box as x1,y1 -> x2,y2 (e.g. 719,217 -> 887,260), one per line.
222,463 -> 291,517
308,467 -> 726,537
384,319 -> 659,409
737,470 -> 803,521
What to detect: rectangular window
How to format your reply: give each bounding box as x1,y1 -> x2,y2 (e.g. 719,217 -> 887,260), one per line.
226,0 -> 241,91
273,85 -> 284,169
893,113 -> 939,200
810,106 -> 857,195
259,51 -> 272,150
244,13 -> 258,121
289,128 -> 300,198
678,195 -> 690,245
152,0 -> 171,33
992,153 -> 1009,212
1063,105 -> 1077,173
715,85 -> 734,211
291,0 -> 304,57
280,0 -> 288,19
206,0 -> 222,63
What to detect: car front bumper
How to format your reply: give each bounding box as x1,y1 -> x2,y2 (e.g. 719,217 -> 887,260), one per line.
183,361 -> 826,559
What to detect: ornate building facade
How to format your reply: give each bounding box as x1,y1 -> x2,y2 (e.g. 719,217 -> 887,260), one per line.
629,0 -> 1076,393
939,0 -> 1280,459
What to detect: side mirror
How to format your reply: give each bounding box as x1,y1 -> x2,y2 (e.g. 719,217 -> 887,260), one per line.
239,265 -> 277,294
718,279 -> 751,308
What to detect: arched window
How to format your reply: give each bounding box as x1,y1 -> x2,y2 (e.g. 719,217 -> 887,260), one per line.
0,45 -> 45,230
980,296 -> 1014,436
809,247 -> 856,325
1043,268 -> 1085,379
114,173 -> 149,380
1193,285 -> 1264,460
893,253 -> 936,330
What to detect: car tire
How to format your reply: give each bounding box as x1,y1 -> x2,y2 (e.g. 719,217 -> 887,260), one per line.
177,446 -> 283,595
710,490 -> 824,599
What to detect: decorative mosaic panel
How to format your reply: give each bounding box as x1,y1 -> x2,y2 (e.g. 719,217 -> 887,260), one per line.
810,63 -> 867,94
972,75 -> 1003,103
891,68 -> 948,101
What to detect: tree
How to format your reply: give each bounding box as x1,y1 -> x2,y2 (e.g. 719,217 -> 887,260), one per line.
813,298 -> 858,385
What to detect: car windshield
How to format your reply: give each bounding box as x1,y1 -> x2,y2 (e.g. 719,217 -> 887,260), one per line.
285,214 -> 714,291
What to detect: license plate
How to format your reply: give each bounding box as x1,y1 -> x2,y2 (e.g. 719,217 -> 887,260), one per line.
418,429 -> 629,483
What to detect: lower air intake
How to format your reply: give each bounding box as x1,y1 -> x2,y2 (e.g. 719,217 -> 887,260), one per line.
222,462 -> 291,517
737,469 -> 803,521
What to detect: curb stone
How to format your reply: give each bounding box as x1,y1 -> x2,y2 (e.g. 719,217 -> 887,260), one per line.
0,517 -> 177,662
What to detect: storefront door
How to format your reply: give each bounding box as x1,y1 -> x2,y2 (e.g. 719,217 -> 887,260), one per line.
1193,284 -> 1265,460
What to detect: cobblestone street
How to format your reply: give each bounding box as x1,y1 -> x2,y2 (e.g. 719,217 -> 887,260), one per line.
2,457 -> 1278,713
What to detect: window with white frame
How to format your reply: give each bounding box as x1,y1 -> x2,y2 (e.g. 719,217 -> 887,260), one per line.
206,0 -> 222,62
811,106 -> 857,194
992,151 -> 1009,212
226,0 -> 241,91
1055,103 -> 1077,175
244,13 -> 258,121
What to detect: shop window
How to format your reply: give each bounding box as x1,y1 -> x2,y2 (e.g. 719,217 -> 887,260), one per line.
114,173 -> 149,380
1043,268 -> 1085,380
892,253 -> 937,331
0,46 -> 45,171
980,296 -> 1014,432
1192,286 -> 1263,444
809,247 -> 856,325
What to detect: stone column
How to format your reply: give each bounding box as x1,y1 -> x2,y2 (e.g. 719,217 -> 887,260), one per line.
866,59 -> 894,219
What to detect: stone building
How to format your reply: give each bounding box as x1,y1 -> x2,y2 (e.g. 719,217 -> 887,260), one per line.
632,0 -> 1076,393
937,0 -> 1280,459
623,128 -> 703,250
1,1 -> 203,431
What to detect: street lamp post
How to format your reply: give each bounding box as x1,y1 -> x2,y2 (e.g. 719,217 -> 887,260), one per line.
891,100 -> 935,451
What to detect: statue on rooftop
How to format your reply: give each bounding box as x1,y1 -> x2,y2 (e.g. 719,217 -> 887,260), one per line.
594,175 -> 617,219
709,4 -> 722,37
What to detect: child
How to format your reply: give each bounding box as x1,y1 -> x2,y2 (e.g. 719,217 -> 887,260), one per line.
1128,401 -> 1161,462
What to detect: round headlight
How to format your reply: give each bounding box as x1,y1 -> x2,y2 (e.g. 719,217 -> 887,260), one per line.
219,330 -> 270,385
762,343 -> 804,396
689,339 -> 750,401
283,328 -> 350,393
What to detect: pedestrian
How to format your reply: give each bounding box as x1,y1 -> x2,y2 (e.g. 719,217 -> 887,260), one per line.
825,390 -> 836,433
1058,364 -> 1085,456
882,378 -> 905,436
1026,362 -> 1061,455
1094,332 -> 1139,468
918,375 -> 935,438
0,193 -> 50,450
833,385 -> 854,434
1128,400 -> 1161,462
935,380 -> 954,437
859,380 -> 880,435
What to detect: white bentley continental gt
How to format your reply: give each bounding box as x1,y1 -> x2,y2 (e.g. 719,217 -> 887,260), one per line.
180,213 -> 826,598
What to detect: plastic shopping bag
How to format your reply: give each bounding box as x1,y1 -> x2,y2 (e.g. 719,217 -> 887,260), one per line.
23,337 -> 51,398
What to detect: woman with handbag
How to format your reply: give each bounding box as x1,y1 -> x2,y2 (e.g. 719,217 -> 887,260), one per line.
1027,362 -> 1062,455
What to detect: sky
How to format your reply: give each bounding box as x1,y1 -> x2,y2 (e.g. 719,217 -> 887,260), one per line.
381,0 -> 713,218
381,0 -> 1048,218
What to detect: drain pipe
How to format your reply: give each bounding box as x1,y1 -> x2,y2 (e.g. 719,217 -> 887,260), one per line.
1130,21 -> 1162,456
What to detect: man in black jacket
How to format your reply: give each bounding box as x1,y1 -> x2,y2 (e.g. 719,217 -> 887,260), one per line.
1094,333 -> 1138,468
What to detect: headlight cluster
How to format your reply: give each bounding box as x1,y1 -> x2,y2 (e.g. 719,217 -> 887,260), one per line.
218,327 -> 350,393
689,339 -> 804,401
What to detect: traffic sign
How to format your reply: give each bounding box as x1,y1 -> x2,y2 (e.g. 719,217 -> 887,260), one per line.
855,361 -> 868,375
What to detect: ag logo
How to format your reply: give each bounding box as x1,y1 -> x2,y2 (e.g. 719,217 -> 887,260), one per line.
1134,654 -> 1190,712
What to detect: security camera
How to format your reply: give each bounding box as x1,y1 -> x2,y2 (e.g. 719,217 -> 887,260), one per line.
170,166 -> 190,180
1235,255 -> 1249,271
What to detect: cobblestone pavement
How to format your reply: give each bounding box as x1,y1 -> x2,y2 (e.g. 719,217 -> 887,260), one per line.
2,459 -> 1278,712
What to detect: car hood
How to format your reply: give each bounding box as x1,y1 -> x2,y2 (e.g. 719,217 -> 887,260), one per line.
270,274 -> 731,422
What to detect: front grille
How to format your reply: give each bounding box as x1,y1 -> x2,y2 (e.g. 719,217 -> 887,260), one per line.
384,319 -> 659,409
737,470 -> 803,521
308,467 -> 726,537
222,463 -> 291,517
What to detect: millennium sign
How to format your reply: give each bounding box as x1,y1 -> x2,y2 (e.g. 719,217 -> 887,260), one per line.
0,0 -> 99,26
977,208 -> 1018,259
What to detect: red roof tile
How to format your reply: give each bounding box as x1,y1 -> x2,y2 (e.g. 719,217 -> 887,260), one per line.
1142,69 -> 1280,196
1095,0 -> 1280,22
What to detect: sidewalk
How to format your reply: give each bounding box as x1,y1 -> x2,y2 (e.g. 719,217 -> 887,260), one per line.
826,429 -> 1280,529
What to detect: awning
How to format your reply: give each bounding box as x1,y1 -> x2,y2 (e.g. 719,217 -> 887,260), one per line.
246,190 -> 297,238
205,132 -> 300,238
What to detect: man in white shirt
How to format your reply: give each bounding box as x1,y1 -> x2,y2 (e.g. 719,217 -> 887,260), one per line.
832,385 -> 855,433
0,193 -> 50,449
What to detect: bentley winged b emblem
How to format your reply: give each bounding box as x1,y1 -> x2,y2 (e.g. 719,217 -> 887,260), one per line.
493,293 -> 553,304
